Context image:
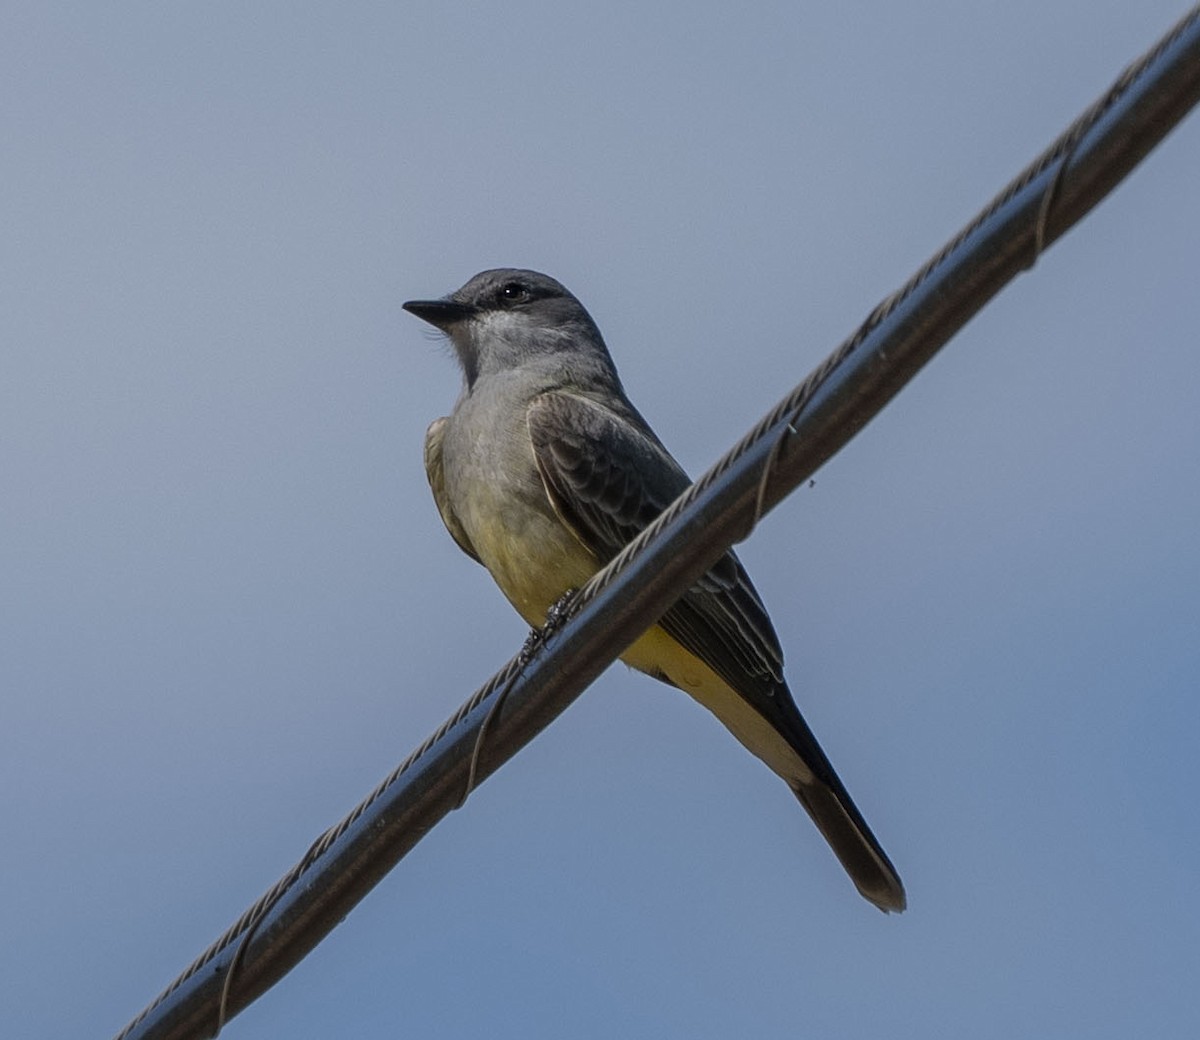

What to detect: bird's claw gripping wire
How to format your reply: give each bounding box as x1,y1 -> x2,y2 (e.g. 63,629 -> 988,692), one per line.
518,587 -> 581,665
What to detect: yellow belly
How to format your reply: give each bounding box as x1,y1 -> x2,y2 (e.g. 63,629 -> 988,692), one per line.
622,626 -> 811,786
468,509 -> 598,627
473,516 -> 808,787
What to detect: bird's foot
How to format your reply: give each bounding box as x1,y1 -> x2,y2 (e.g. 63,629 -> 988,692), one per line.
544,588 -> 579,630
518,587 -> 580,665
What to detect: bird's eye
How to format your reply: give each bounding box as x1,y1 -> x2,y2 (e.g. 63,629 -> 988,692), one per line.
499,282 -> 530,304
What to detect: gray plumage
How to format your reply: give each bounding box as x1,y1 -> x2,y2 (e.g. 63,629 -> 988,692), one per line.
405,269 -> 905,912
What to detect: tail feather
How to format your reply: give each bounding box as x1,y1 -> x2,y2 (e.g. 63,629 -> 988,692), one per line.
765,681 -> 907,913
790,778 -> 906,913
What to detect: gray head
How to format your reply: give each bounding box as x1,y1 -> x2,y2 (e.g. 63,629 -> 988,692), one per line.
403,269 -> 618,389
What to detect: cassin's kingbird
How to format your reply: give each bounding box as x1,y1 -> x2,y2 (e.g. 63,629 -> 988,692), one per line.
404,269 -> 905,912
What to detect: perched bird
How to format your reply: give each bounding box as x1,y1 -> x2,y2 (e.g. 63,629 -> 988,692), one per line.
404,269 -> 905,911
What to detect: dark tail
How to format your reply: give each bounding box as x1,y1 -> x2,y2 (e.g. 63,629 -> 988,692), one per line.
790,776 -> 906,913
770,686 -> 906,913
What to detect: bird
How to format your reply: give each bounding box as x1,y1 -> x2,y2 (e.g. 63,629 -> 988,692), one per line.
403,268 -> 905,912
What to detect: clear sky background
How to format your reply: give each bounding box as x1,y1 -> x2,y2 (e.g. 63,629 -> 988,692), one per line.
3,3 -> 1198,1038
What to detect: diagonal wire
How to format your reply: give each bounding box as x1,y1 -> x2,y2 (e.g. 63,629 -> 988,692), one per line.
114,7 -> 1200,1039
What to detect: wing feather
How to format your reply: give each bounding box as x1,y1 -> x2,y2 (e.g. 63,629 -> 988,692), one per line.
424,416 -> 482,564
526,391 -> 784,699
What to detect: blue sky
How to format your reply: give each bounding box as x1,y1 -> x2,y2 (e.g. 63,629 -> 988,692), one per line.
3,3 -> 1198,1037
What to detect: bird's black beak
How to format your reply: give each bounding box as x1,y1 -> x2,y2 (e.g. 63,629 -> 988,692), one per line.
402,298 -> 476,331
